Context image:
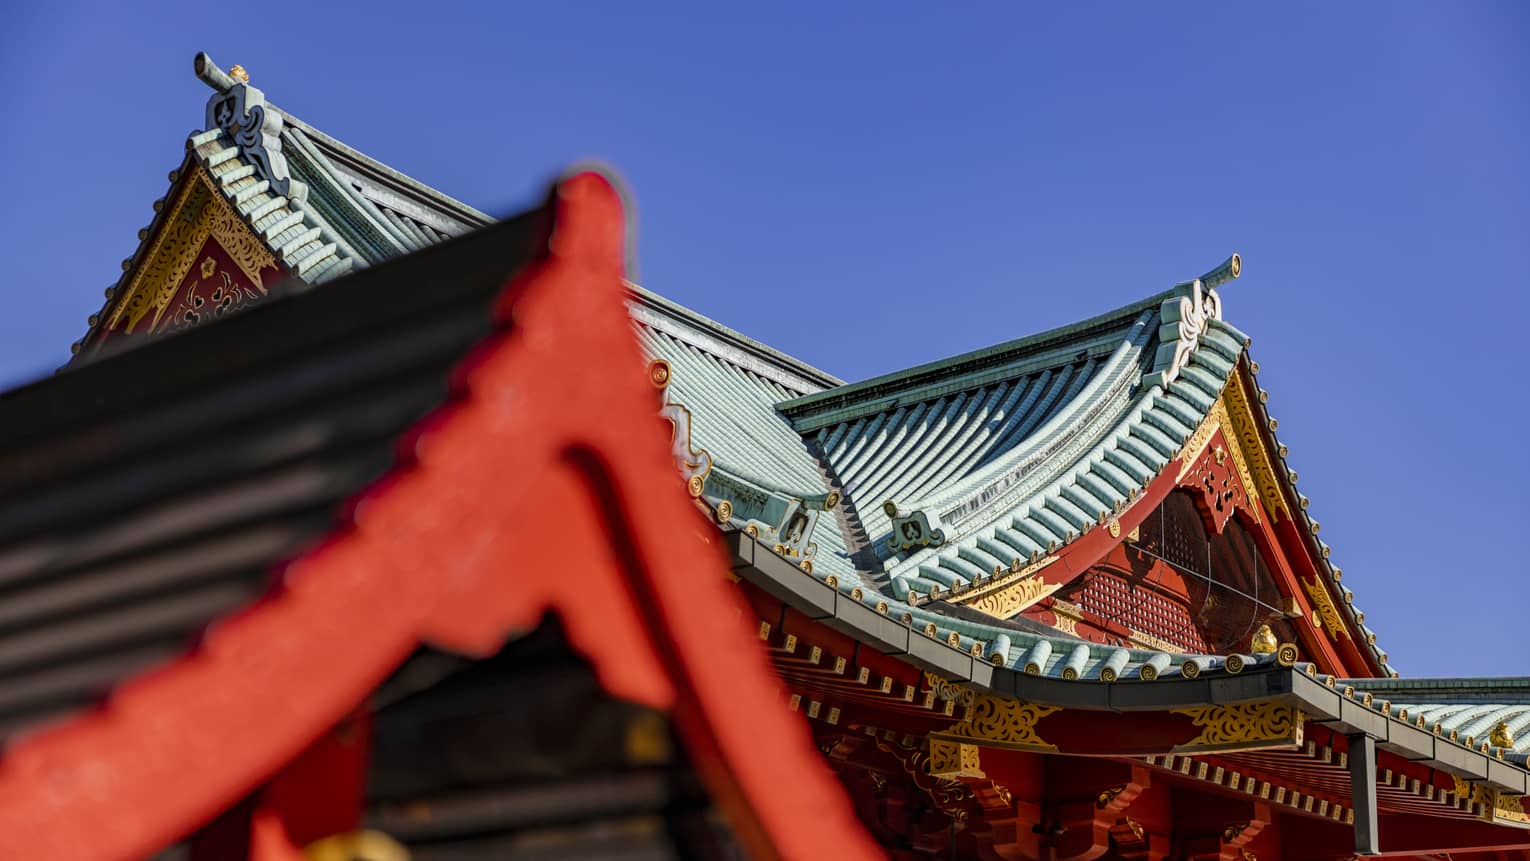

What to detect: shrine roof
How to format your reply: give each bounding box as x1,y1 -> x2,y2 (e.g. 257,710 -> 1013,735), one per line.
735,528 -> 1530,782
73,53 -> 492,355
74,50 -> 1390,676
631,287 -> 860,581
734,525 -> 1290,683
1344,677 -> 1530,766
783,285 -> 1246,596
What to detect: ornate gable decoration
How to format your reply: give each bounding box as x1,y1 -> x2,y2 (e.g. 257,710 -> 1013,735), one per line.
100,168 -> 280,341
1143,253 -> 1240,389
205,81 -> 304,200
1175,371 -> 1290,527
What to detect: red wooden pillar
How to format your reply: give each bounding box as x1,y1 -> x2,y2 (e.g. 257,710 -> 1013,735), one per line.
189,711 -> 372,861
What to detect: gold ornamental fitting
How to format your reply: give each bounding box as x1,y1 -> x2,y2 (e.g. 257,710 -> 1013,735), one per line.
1491,721 -> 1515,748
229,64 -> 250,83
647,358 -> 671,389
1275,642 -> 1299,667
1250,624 -> 1278,655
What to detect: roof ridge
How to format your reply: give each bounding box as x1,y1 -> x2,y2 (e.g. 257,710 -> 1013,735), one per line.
193,53 -> 492,232
779,289 -> 1174,423
626,282 -> 844,393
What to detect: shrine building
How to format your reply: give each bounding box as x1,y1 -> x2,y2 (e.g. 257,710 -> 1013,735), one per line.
0,53 -> 1525,860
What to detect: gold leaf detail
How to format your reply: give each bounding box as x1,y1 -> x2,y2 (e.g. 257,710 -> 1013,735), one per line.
1303,577 -> 1349,641
1222,372 -> 1293,522
105,168 -> 277,336
937,694 -> 1060,751
927,737 -> 984,778
946,556 -> 1060,619
1171,702 -> 1304,750
647,359 -> 671,388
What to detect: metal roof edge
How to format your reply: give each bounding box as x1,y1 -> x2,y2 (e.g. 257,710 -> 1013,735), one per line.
627,282 -> 844,393
280,115 -> 494,229
779,289 -> 1173,422
193,52 -> 493,232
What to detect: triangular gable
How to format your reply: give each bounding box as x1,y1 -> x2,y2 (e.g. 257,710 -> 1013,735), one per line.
74,52 -> 495,363
1014,360 -> 1385,677
90,163 -> 283,352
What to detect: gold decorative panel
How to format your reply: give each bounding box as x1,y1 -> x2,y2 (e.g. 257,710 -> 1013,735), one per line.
1302,577 -> 1349,641
946,555 -> 1059,619
1170,702 -> 1304,751
936,694 -> 1060,751
927,738 -> 984,778
1221,372 -> 1292,522
104,166 -> 278,338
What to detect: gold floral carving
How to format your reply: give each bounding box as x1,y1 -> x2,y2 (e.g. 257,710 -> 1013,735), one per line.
647,359 -> 671,388
927,737 -> 985,778
1129,629 -> 1185,654
924,672 -> 976,710
107,167 -> 277,335
873,739 -> 977,808
1303,577 -> 1349,641
1176,402 -> 1223,481
1051,598 -> 1083,636
1222,372 -> 1293,522
937,694 -> 1061,751
948,555 -> 1060,619
1177,397 -> 1262,525
1453,775 -> 1473,801
1170,702 -> 1303,751
1489,790 -> 1530,827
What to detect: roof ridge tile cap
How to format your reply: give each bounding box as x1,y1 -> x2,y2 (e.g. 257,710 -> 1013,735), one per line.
896,321 -> 1154,522
781,291 -> 1174,418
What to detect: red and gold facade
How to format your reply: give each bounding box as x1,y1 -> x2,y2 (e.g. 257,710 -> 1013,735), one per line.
4,66 -> 1523,856
731,358 -> 1530,859
94,167 -> 283,349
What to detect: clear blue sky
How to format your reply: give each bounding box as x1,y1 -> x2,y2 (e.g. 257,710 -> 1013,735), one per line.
2,3 -> 1525,677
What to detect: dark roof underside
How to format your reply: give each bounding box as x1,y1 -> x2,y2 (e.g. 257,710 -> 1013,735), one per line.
0,206 -> 550,744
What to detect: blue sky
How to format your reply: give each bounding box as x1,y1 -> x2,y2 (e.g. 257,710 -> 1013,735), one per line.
2,3 -> 1525,677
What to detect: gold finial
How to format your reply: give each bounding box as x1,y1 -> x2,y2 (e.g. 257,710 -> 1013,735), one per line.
229,64 -> 249,83
1490,721 -> 1514,749
1250,624 -> 1278,655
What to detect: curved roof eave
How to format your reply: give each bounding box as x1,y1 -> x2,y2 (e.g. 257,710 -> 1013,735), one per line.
873,317 -> 1245,589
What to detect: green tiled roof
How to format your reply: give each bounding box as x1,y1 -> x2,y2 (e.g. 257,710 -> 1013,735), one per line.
786,300 -> 1247,600
77,51 -> 1401,683
633,296 -> 859,583
1345,677 -> 1530,767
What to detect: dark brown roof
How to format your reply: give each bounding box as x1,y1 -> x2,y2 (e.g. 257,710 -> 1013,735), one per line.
0,200 -> 551,744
